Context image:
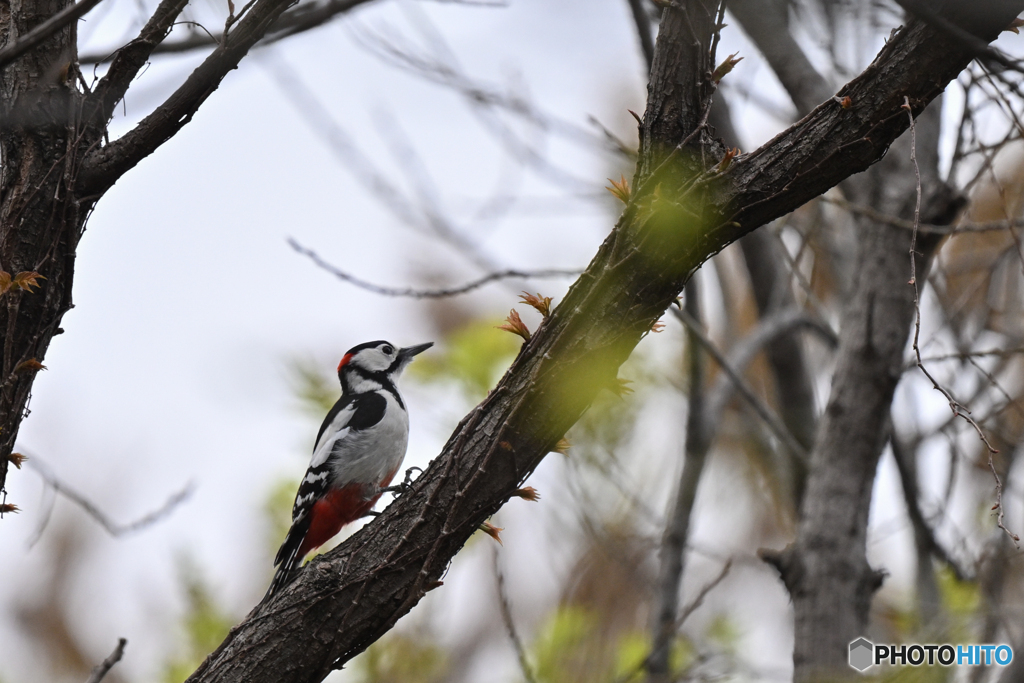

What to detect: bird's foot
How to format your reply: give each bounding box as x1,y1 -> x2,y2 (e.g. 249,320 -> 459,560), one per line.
382,466 -> 424,496
360,510 -> 381,519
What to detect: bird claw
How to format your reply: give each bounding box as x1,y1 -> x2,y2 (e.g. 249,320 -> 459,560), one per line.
381,466 -> 424,496
360,510 -> 381,519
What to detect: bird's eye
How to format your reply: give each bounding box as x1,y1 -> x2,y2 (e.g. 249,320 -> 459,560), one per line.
382,345 -> 394,355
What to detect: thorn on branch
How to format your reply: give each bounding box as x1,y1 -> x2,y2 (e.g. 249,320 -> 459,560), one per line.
758,546 -> 800,593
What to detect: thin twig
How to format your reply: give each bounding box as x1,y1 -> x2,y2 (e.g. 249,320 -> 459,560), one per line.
822,196 -> 1024,234
889,430 -> 972,581
624,559 -> 732,683
84,638 -> 127,683
902,97 -> 1018,546
493,545 -> 538,683
914,347 -> 1024,364
289,238 -> 580,298
648,278 -> 706,683
676,558 -> 732,626
672,307 -> 811,466
25,454 -> 194,543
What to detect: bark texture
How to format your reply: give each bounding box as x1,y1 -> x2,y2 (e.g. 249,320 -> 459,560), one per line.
182,8 -> 1023,682
0,0 -> 91,503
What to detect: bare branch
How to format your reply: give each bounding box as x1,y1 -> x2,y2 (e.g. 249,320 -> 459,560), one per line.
673,306 -> 812,466
0,0 -> 110,69
80,0 -> 485,63
824,195 -> 1024,234
675,558 -> 731,627
84,638 -> 127,683
493,546 -> 537,683
288,238 -> 579,298
903,98 -> 1017,545
889,431 -> 972,582
85,0 -> 194,127
647,278 -> 705,683
25,453 -> 194,540
76,0 -> 337,195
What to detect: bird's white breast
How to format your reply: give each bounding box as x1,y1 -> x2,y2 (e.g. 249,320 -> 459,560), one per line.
329,390 -> 409,493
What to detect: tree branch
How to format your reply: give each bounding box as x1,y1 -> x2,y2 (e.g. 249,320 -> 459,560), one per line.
85,0 -> 194,128
75,0 -> 336,195
84,638 -> 127,683
25,454 -> 194,541
288,238 -> 579,298
0,0 -> 109,68
647,278 -> 705,683
674,306 -> 811,466
182,8 -> 1022,682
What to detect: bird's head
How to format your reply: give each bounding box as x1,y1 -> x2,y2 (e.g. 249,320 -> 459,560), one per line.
337,340 -> 433,394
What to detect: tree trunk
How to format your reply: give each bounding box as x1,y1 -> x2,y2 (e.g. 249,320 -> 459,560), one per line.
0,0 -> 94,501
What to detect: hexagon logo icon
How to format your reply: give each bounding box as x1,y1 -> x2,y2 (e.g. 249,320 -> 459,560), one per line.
849,638 -> 874,671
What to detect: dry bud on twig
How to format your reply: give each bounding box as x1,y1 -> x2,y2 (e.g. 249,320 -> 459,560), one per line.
519,292 -> 552,318
479,521 -> 503,545
712,52 -> 743,83
497,309 -> 531,341
512,486 -> 540,502
606,175 -> 631,204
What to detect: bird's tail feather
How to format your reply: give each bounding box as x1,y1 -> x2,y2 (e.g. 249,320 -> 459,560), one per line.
264,515 -> 311,601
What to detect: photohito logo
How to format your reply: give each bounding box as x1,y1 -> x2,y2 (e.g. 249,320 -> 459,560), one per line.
849,638 -> 1014,672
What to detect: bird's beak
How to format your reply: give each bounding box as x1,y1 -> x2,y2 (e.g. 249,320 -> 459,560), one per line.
398,342 -> 434,361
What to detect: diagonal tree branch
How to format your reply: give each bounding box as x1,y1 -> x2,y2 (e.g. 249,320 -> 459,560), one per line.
182,7 -> 1022,683
75,0 -> 347,195
85,0 -> 194,128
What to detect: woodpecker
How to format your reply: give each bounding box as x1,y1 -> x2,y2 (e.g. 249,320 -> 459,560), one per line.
266,339 -> 432,599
